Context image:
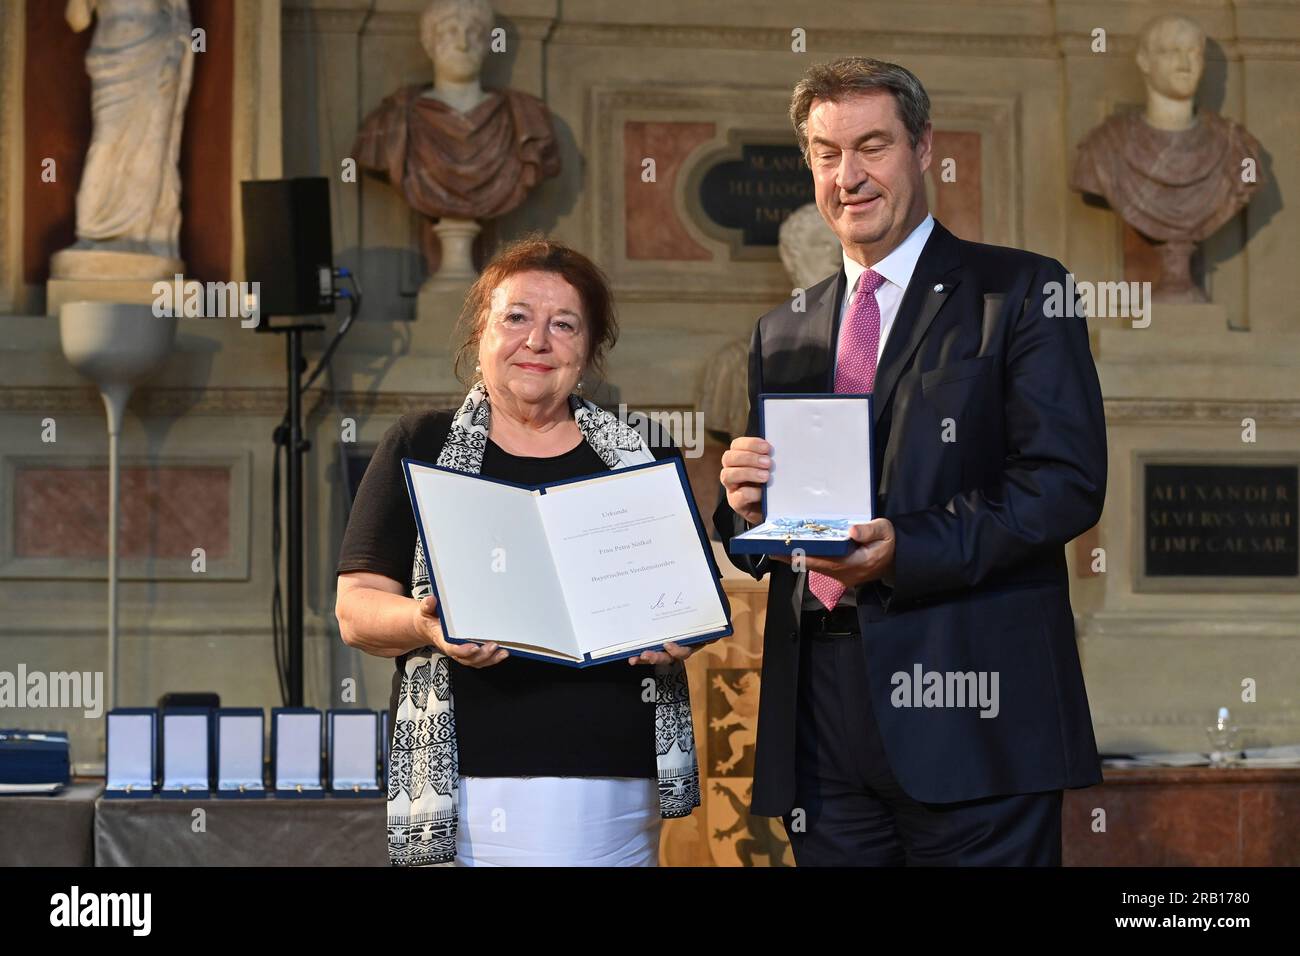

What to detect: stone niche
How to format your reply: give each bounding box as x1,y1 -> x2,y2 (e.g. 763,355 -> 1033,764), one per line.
1080,302 -> 1300,755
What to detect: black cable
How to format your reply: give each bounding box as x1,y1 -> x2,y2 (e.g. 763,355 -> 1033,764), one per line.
301,271 -> 361,393
271,431 -> 288,704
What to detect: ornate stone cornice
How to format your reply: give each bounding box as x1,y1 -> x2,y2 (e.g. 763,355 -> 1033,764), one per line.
0,386 -> 465,419
1060,34 -> 1300,60
269,4 -> 1300,56
1234,38 -> 1300,59
1081,609 -> 1300,639
6,391 -> 1296,422
282,6 -> 371,33
552,22 -> 1060,57
1103,398 -> 1300,423
283,7 -> 555,38
1092,710 -> 1300,727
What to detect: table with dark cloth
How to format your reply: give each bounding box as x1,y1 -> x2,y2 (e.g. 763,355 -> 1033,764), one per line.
94,793 -> 388,866
0,780 -> 102,867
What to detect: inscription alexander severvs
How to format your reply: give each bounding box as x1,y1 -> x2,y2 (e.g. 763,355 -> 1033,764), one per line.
1144,463 -> 1298,577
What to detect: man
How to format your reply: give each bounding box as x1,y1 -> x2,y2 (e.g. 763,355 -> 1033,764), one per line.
714,57 -> 1106,865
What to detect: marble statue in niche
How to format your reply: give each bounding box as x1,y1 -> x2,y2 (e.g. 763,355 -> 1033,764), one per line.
51,0 -> 194,281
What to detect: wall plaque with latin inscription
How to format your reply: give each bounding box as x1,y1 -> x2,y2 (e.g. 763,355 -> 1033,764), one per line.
687,138 -> 813,258
1143,462 -> 1298,583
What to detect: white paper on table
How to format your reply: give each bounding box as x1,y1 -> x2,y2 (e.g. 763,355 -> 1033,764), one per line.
0,782 -> 63,794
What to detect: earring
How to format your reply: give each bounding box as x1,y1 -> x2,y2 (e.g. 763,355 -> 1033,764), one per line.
576,381 -> 584,392
474,363 -> 481,372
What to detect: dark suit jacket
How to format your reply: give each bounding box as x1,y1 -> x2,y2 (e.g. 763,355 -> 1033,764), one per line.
712,219 -> 1106,816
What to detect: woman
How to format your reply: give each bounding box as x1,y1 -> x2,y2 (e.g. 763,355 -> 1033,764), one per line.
335,237 -> 721,866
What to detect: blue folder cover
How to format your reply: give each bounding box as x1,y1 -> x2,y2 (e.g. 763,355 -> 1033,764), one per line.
0,730 -> 71,790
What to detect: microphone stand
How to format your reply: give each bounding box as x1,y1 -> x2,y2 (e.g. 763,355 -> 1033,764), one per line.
268,318 -> 324,706
265,270 -> 361,706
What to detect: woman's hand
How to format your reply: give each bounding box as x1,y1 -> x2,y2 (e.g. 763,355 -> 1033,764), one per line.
626,641 -> 705,666
412,595 -> 509,668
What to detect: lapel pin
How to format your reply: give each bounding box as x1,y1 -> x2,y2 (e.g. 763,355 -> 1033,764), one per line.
933,283 -> 945,293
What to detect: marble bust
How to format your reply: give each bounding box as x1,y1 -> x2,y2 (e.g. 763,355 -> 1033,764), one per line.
777,202 -> 844,290
1070,13 -> 1266,303
51,0 -> 194,281
352,0 -> 561,278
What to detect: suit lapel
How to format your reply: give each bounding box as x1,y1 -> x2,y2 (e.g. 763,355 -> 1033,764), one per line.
871,221 -> 963,430
813,267 -> 847,392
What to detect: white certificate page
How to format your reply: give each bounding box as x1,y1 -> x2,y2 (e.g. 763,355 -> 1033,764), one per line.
406,463 -> 580,658
537,461 -> 728,658
763,396 -> 874,521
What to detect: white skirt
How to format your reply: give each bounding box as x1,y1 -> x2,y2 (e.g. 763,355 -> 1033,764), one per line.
454,776 -> 661,867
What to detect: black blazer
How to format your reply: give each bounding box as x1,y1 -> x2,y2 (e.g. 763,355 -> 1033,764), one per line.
713,220 -> 1106,816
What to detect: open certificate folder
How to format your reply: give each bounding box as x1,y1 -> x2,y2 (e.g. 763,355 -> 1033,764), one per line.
401,456 -> 733,666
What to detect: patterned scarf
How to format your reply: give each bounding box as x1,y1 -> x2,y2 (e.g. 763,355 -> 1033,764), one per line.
386,382 -> 701,866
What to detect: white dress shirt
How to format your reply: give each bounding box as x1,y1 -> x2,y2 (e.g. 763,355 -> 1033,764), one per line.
803,212 -> 935,610
834,213 -> 935,370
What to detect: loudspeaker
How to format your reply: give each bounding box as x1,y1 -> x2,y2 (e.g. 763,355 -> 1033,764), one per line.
158,692 -> 220,711
240,177 -> 334,319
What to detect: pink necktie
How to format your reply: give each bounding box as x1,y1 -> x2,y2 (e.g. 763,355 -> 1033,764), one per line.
809,269 -> 885,612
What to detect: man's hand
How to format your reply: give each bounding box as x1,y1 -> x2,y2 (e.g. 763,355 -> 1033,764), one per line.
412,595 -> 508,668
627,640 -> 712,666
771,518 -> 896,588
720,437 -> 772,527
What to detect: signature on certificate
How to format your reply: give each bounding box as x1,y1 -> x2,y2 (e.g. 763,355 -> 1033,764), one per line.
651,591 -> 685,610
